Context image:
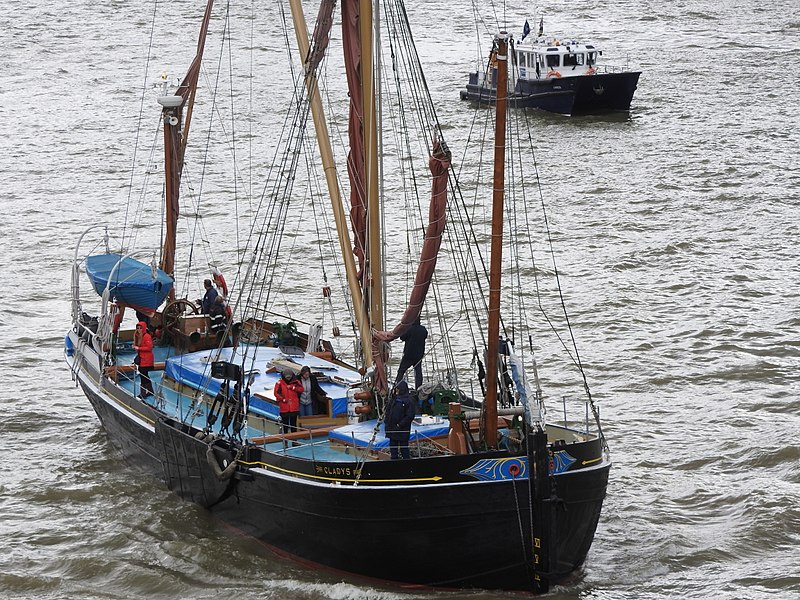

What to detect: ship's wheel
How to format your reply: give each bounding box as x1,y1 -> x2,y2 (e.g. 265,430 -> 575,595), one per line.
162,299 -> 199,338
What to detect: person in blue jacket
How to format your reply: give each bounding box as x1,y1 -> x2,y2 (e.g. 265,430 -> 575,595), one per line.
384,380 -> 416,459
200,279 -> 218,314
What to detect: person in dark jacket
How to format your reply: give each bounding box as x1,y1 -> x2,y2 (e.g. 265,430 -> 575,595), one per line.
208,295 -> 228,344
133,320 -> 154,399
200,278 -> 218,314
298,365 -> 330,417
384,380 -> 416,459
395,317 -> 428,389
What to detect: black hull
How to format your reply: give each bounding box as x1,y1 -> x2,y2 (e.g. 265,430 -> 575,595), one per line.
461,71 -> 640,115
157,418 -> 609,590
78,370 -> 164,476
74,354 -> 609,592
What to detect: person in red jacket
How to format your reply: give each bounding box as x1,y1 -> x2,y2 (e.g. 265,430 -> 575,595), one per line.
133,321 -> 155,399
274,370 -> 303,433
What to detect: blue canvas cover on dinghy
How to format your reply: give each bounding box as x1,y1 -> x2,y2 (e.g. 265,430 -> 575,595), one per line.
85,253 -> 173,310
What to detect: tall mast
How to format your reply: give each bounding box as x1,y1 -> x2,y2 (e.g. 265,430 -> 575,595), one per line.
483,32 -> 509,450
159,95 -> 181,296
158,0 -> 215,299
287,0 -> 372,367
361,0 -> 383,332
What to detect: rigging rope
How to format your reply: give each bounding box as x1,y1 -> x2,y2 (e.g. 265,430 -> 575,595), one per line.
122,0 -> 161,251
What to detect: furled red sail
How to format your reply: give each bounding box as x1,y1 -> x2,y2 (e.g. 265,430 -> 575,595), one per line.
307,0 -> 336,72
341,0 -> 367,277
372,140 -> 452,391
340,0 -> 452,391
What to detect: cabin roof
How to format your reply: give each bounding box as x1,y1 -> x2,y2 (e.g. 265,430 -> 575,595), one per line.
517,38 -> 599,55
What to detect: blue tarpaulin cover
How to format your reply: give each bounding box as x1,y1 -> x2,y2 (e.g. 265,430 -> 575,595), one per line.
328,418 -> 450,449
85,253 -> 173,310
164,346 -> 356,420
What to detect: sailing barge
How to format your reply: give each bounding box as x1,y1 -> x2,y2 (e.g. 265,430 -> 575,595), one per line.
66,1 -> 610,592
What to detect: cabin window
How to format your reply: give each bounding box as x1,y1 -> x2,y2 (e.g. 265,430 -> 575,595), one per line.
518,52 -> 526,67
546,54 -> 560,68
563,53 -> 584,67
587,51 -> 596,66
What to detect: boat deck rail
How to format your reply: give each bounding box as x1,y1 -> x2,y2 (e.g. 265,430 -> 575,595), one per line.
91,338 -> 603,461
552,394 -> 603,439
597,63 -> 634,74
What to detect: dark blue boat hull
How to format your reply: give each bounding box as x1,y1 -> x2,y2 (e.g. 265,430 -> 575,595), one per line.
461,71 -> 641,115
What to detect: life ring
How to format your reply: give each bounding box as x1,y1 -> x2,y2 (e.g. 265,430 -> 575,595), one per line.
210,266 -> 228,296
547,70 -> 562,78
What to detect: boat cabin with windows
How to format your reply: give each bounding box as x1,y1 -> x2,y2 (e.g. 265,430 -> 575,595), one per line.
516,39 -> 600,80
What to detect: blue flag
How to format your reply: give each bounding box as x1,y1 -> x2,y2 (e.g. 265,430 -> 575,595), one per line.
521,19 -> 531,42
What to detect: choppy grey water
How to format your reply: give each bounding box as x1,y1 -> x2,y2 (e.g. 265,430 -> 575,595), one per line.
1,0 -> 799,598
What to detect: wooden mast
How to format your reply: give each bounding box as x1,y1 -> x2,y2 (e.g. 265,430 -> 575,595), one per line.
361,0 -> 383,333
483,32 -> 509,450
159,99 -> 180,298
287,0 -> 373,367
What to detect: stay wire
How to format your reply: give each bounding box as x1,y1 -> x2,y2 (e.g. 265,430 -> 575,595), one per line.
123,0 -> 161,250
184,1 -> 232,298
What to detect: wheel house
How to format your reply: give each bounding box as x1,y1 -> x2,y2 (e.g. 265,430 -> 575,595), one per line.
516,42 -> 599,80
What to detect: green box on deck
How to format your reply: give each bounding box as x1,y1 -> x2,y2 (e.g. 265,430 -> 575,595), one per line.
423,389 -> 458,416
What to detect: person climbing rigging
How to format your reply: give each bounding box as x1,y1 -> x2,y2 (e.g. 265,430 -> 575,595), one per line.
395,317 -> 428,389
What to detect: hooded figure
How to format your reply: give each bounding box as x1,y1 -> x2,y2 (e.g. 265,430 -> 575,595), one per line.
274,369 -> 303,434
133,321 -> 154,398
384,380 -> 416,459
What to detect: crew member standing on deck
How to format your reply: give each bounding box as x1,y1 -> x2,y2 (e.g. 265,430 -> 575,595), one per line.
200,278 -> 218,314
298,365 -> 330,417
274,370 -> 303,433
133,321 -> 154,399
385,380 -> 416,460
208,295 -> 228,345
